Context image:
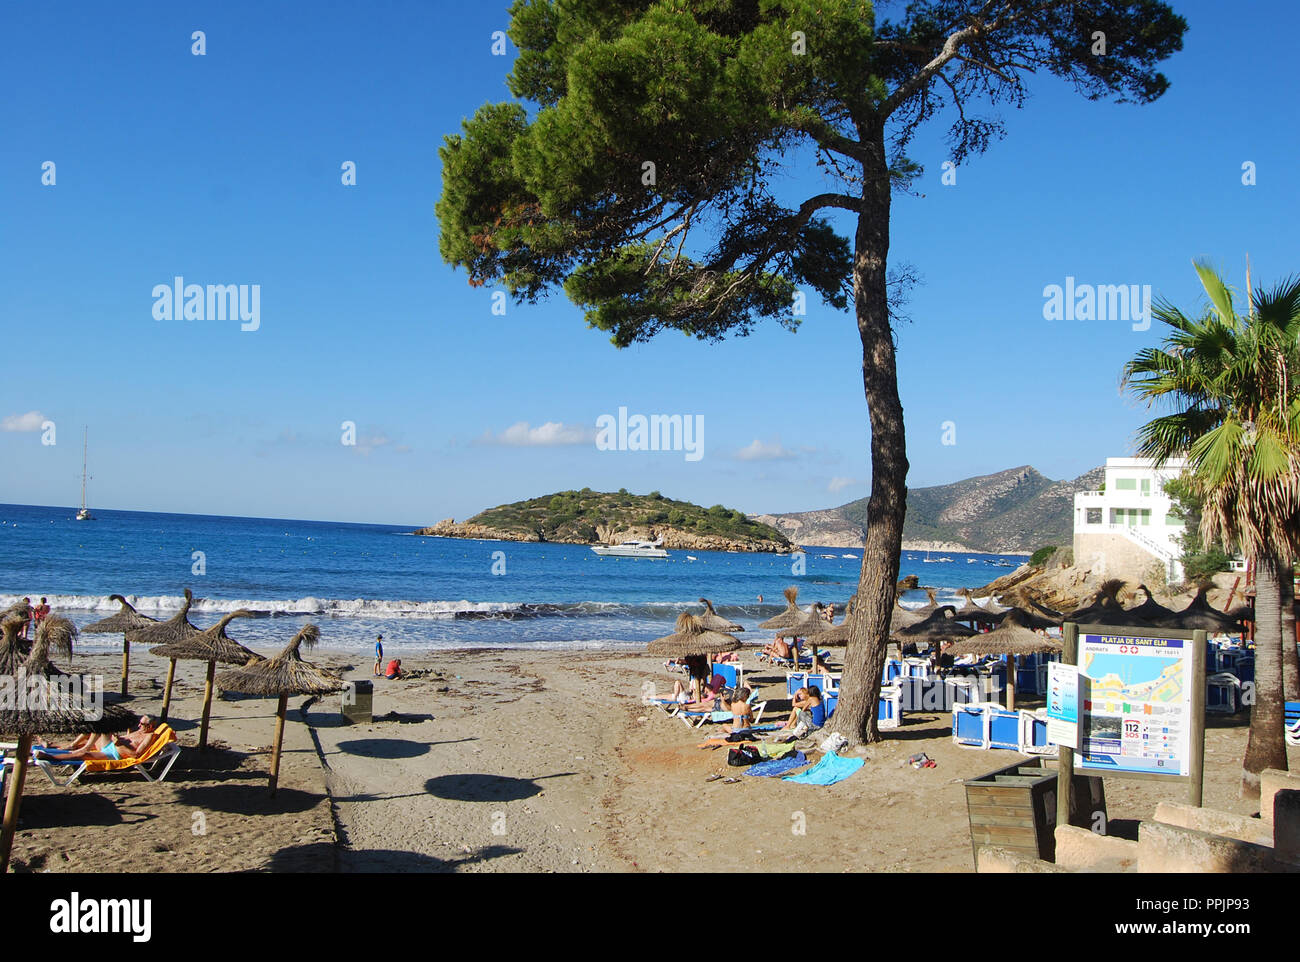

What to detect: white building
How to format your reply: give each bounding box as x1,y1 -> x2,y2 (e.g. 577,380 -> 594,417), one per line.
1073,457 -> 1187,584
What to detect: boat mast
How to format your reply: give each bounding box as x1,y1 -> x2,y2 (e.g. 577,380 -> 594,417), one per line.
81,427 -> 88,510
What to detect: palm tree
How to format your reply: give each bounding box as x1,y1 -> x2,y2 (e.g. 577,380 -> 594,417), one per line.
1123,260 -> 1300,798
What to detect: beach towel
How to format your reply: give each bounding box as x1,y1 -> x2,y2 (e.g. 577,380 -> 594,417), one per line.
754,741 -> 796,759
745,751 -> 807,777
781,750 -> 863,786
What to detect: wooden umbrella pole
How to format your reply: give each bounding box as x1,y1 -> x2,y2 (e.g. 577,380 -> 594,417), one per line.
199,660 -> 216,751
268,693 -> 288,797
120,640 -> 130,698
160,658 -> 177,722
1008,655 -> 1017,712
0,735 -> 34,873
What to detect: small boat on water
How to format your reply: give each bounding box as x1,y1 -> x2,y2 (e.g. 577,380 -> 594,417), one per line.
590,538 -> 668,559
76,427 -> 94,521
841,554 -> 858,559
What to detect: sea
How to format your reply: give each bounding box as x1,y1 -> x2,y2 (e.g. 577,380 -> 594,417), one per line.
0,504 -> 1028,657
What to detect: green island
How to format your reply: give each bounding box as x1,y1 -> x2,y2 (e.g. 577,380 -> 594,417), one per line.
416,488 -> 793,553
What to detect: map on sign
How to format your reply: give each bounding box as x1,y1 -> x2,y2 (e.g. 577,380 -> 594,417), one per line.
1078,634 -> 1193,777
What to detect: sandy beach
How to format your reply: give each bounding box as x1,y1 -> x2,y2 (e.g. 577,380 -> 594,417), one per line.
6,645 -> 1293,874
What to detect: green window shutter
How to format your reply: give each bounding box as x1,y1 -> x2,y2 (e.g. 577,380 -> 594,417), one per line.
1116,478 -> 1137,490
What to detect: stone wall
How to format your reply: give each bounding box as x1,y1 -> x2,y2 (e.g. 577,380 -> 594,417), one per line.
1072,531 -> 1168,585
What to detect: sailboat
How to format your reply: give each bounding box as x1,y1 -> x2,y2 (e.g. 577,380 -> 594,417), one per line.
76,428 -> 94,521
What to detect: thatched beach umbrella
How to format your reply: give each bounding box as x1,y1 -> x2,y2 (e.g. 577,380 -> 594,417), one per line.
774,603 -> 833,640
30,616 -> 78,675
758,586 -> 805,630
648,613 -> 742,702
890,598 -> 925,633
82,594 -> 159,698
129,589 -> 203,721
943,609 -> 1063,711
151,610 -> 261,751
1157,587 -> 1243,634
696,598 -> 743,633
893,608 -> 975,649
1064,579 -> 1138,626
1124,584 -> 1178,625
0,644 -> 136,871
953,589 -> 1002,627
647,614 -> 742,659
215,625 -> 343,796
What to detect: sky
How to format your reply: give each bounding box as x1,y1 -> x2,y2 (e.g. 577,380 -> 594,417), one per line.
2,0 -> 1297,527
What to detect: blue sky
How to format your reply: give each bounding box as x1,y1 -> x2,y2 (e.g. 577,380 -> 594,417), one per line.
2,0 -> 1297,527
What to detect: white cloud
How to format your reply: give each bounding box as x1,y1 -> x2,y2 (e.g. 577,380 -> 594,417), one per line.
828,476 -> 864,493
479,421 -> 594,446
734,439 -> 797,461
2,411 -> 46,432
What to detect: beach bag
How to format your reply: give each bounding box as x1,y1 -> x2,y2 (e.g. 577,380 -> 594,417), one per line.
727,745 -> 762,767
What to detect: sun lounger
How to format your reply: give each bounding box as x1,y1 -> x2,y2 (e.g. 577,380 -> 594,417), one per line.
952,703 -> 990,749
1018,709 -> 1058,757
987,706 -> 1021,751
28,724 -> 181,789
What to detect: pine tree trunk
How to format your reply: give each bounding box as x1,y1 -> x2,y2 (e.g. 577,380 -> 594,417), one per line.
1281,567 -> 1299,704
833,128 -> 908,748
1243,552 -> 1288,798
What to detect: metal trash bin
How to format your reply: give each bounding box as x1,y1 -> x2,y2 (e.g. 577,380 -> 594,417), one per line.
963,756 -> 1105,865
342,679 -> 373,725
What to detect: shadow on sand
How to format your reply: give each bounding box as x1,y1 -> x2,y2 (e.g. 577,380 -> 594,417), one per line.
423,772 -> 577,803
334,738 -> 430,760
175,783 -> 324,815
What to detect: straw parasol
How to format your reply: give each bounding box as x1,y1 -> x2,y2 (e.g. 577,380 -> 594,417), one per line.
151,610 -> 261,751
953,588 -> 1002,627
774,603 -> 834,639
696,598 -> 743,632
943,609 -> 1063,711
647,613 -> 742,701
130,589 -> 203,721
647,613 -> 742,659
893,607 -> 975,649
1156,586 -> 1244,634
758,586 -> 805,630
1063,579 -> 1139,626
1124,584 -> 1178,625
890,598 -> 925,633
83,595 -> 159,698
215,624 -> 343,796
29,616 -> 78,675
0,640 -> 137,871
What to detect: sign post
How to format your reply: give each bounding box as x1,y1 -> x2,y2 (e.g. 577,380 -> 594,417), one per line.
1056,622 -> 1207,819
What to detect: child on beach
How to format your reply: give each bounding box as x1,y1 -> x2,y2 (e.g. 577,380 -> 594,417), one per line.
373,635 -> 384,677
385,658 -> 404,679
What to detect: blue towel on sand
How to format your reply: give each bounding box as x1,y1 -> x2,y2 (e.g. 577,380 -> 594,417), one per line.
744,751 -> 807,777
782,751 -> 863,785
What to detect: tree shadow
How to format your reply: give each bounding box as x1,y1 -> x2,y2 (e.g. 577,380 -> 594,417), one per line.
423,772 -> 576,802
174,783 -> 324,815
334,738 -> 429,760
264,841 -> 338,872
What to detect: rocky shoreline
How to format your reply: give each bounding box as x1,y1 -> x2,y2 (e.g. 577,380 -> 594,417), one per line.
414,519 -> 795,554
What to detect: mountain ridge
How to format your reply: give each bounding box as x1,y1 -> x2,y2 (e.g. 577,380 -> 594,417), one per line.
752,464 -> 1106,553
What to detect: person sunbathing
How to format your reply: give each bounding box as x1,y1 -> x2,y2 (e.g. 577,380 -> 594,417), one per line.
37,717 -> 159,762
781,687 -> 823,731
672,674 -> 727,710
762,637 -> 792,661
721,688 -> 756,733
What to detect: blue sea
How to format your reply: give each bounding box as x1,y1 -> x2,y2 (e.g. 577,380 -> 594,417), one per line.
0,504 -> 1028,656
